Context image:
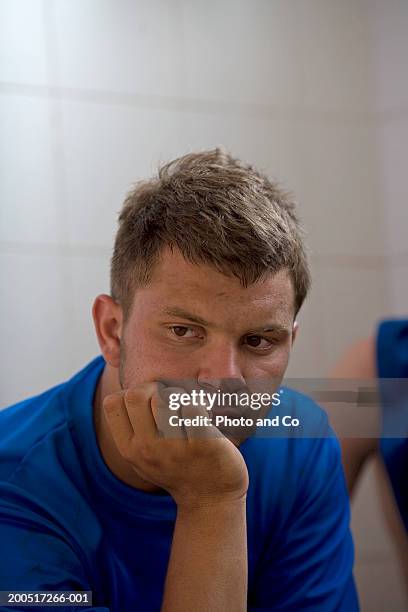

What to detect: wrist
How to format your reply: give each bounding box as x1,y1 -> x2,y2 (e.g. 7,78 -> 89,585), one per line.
175,491 -> 247,514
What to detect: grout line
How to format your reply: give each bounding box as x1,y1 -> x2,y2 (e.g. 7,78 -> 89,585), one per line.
0,241 -> 111,259
1,241 -> 408,268
2,81 -> 407,125
311,252 -> 408,268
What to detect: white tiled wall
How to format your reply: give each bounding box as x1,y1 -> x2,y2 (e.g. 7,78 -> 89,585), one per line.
1,1 -> 407,608
0,95 -> 59,244
369,0 -> 408,320
0,0 -> 48,85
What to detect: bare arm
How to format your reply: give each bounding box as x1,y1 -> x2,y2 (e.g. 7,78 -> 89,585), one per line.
162,499 -> 247,612
103,385 -> 249,612
340,436 -> 378,494
329,337 -> 378,494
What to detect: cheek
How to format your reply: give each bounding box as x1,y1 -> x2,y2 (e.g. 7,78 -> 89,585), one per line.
123,330 -> 193,384
248,345 -> 291,378
274,343 -> 292,371
121,329 -> 159,381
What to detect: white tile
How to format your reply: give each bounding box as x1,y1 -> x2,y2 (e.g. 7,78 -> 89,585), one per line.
0,94 -> 59,244
54,0 -> 185,97
0,0 -> 48,85
377,119 -> 408,257
387,262 -> 408,317
53,0 -> 374,112
290,0 -> 374,111
292,122 -> 386,258
370,0 -> 408,111
59,99 -> 185,246
285,260 -> 392,378
0,252 -> 111,408
309,263 -> 390,371
179,0 -> 301,107
0,253 -> 74,406
178,0 -> 372,110
67,254 -> 110,370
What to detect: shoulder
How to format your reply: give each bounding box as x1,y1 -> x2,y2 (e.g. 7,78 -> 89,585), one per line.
0,379 -> 86,515
0,361 -> 106,558
0,356 -> 105,481
0,383 -> 69,480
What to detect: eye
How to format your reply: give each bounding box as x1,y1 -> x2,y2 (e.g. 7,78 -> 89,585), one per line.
169,325 -> 202,339
244,335 -> 275,350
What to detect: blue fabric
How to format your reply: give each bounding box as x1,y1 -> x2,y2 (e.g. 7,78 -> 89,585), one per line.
377,319 -> 408,532
0,357 -> 358,611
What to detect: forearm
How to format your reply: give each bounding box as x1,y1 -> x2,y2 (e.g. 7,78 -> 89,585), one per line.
161,498 -> 248,612
340,437 -> 377,494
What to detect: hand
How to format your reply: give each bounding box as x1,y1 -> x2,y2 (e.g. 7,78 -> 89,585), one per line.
103,384 -> 249,509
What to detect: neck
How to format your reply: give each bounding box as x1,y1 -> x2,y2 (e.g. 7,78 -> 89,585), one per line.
93,363 -> 162,493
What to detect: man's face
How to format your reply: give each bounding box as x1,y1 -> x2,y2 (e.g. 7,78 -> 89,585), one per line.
118,246 -> 297,394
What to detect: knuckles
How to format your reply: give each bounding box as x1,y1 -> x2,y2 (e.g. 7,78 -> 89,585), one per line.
137,440 -> 156,463
124,388 -> 148,405
124,383 -> 159,406
127,439 -> 164,471
102,392 -> 124,414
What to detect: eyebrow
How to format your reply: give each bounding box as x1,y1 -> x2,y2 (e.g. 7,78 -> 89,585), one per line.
162,307 -> 211,326
161,307 -> 290,334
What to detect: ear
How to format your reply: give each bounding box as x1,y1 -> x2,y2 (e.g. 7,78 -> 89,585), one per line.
291,320 -> 299,347
92,294 -> 123,368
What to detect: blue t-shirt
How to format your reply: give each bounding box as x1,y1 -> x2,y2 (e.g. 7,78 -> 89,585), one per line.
0,356 -> 358,611
377,319 -> 408,532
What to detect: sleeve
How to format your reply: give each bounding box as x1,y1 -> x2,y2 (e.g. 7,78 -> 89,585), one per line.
248,422 -> 359,611
0,486 -> 110,612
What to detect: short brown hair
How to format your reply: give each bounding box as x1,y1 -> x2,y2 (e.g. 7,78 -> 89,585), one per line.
110,147 -> 310,320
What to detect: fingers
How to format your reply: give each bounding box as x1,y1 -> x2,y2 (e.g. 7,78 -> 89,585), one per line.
180,399 -> 222,440
153,386 -> 224,441
103,383 -> 160,458
103,391 -> 135,455
104,382 -> 229,453
151,386 -> 187,439
124,384 -> 160,440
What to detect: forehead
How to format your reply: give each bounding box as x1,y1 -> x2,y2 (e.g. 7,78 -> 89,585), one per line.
133,247 -> 295,323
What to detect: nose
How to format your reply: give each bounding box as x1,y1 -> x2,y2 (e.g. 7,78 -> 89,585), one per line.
197,342 -> 246,390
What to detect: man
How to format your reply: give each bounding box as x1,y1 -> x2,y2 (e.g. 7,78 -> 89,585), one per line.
0,149 -> 358,611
